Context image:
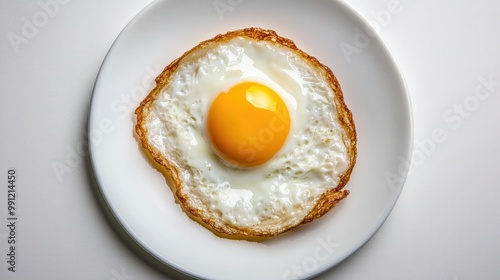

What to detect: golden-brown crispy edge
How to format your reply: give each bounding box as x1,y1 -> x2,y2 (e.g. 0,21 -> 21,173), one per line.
134,27 -> 357,238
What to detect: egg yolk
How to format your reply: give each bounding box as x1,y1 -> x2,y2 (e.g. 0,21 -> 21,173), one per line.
207,82 -> 291,167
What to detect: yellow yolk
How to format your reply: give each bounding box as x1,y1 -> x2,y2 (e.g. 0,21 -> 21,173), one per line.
207,82 -> 291,167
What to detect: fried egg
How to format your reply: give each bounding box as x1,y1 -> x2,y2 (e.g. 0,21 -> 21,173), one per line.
135,28 -> 356,237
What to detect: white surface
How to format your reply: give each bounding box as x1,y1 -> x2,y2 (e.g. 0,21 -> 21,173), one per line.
88,1 -> 411,279
0,0 -> 499,279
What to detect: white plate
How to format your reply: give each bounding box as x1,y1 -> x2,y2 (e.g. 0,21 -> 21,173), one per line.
89,0 -> 412,279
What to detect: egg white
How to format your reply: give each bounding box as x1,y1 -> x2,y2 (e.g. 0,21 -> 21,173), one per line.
145,36 -> 349,230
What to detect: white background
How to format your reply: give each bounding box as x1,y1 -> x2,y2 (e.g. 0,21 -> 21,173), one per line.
1,0 -> 499,279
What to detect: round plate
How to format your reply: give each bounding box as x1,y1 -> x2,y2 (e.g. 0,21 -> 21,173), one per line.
89,0 -> 412,279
